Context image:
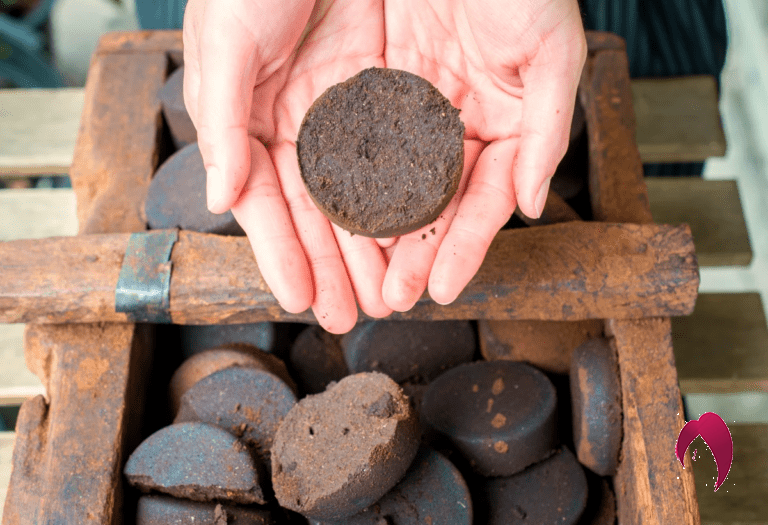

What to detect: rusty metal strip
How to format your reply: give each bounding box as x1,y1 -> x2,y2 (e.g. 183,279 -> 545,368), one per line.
115,229 -> 178,323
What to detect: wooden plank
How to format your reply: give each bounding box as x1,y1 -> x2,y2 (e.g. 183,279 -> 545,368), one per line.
0,89 -> 84,177
4,32 -> 167,525
673,293 -> 768,395
2,324 -> 153,525
608,318 -> 701,525
0,222 -> 699,325
70,51 -> 168,234
693,424 -> 768,525
632,76 -> 727,163
646,178 -> 752,267
1,432 -> 15,520
585,46 -> 700,525
580,49 -> 653,224
94,29 -> 183,55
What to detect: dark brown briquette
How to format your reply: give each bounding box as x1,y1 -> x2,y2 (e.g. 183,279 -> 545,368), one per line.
158,65 -> 197,149
296,67 -> 465,238
169,345 -> 297,416
421,361 -> 557,477
570,338 -> 622,476
309,447 -> 472,525
551,98 -> 588,200
145,142 -> 245,235
579,476 -> 617,525
476,447 -> 588,525
341,320 -> 477,384
174,366 -> 297,462
289,325 -> 350,395
137,494 -> 277,524
124,422 -> 266,504
179,323 -> 276,358
271,372 -> 420,520
478,319 -> 604,375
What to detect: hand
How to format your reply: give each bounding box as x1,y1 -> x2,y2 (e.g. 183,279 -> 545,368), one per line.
380,0 -> 587,310
183,0 -> 393,333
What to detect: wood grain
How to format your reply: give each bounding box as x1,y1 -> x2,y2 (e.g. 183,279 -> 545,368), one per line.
673,293 -> 768,395
632,76 -> 726,163
693,424 -> 768,525
581,49 -> 653,224
583,46 -> 700,525
0,223 -> 699,325
70,52 -> 167,234
94,29 -> 182,55
608,318 -> 700,525
2,324 -> 153,525
646,178 -> 752,267
5,33 -> 165,525
0,89 -> 84,177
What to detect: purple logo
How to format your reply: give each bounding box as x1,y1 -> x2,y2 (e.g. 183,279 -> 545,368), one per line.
676,412 -> 733,492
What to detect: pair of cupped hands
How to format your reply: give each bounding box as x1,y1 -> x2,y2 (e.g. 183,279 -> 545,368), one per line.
183,0 -> 587,334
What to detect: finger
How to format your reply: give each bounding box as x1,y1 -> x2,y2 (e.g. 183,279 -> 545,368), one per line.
272,141 -> 358,334
231,137 -> 313,314
382,140 -> 484,312
332,225 -> 393,319
196,7 -> 260,214
429,138 -> 518,305
375,237 -> 398,248
514,30 -> 587,219
181,3 -> 202,127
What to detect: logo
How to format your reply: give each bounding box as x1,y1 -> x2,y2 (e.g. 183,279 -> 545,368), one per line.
675,412 -> 733,491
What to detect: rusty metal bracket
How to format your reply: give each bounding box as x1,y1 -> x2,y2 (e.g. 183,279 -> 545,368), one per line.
115,229 -> 178,323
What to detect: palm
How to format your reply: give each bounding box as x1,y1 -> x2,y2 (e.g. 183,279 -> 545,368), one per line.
184,0 -> 585,331
229,0 -> 391,331
378,0 -> 586,309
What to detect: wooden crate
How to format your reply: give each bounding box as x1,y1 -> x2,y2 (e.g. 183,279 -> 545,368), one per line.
2,30 -> 701,525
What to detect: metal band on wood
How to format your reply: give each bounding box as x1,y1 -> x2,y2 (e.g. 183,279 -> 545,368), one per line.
115,229 -> 178,323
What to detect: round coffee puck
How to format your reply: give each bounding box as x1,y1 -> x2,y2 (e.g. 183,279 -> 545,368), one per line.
309,447 -> 472,525
476,447 -> 588,525
124,422 -> 265,504
271,372 -> 419,520
341,320 -> 477,384
570,338 -> 622,476
137,494 -> 276,524
421,361 -> 557,477
145,142 -> 244,235
297,67 -> 464,238
158,66 -> 197,149
174,366 -> 298,462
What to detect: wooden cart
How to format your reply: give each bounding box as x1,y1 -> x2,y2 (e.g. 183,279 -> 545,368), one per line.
1,30 -> 701,524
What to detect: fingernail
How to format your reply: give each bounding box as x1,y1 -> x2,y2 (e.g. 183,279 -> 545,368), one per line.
534,177 -> 552,219
206,166 -> 223,212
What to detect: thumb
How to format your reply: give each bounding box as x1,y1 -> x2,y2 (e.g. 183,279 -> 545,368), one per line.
196,8 -> 259,213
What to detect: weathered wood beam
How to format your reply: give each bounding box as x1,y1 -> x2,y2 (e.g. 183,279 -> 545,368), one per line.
0,222 -> 698,325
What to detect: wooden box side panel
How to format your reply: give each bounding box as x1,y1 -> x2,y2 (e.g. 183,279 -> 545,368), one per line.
581,33 -> 701,525
2,324 -> 152,525
609,319 -> 700,525
7,32 -> 170,525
